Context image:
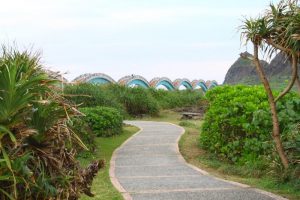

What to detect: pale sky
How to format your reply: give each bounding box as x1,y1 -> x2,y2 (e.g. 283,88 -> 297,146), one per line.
0,0 -> 279,83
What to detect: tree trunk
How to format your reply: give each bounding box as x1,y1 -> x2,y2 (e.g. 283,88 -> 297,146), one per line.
296,75 -> 300,94
275,53 -> 298,102
253,44 -> 289,169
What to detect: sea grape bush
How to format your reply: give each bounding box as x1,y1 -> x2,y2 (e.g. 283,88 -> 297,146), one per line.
200,85 -> 300,165
81,106 -> 123,137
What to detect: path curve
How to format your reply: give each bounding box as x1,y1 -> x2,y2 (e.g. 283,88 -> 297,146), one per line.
110,121 -> 286,200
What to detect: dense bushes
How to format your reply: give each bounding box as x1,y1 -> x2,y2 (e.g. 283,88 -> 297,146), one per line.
200,85 -> 300,168
65,84 -> 204,117
81,107 -> 123,137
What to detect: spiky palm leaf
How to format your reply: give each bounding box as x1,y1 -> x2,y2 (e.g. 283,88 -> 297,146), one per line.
265,0 -> 300,56
0,47 -> 52,127
0,47 -> 101,200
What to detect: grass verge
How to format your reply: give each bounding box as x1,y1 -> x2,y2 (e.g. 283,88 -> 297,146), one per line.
148,110 -> 300,200
78,125 -> 139,200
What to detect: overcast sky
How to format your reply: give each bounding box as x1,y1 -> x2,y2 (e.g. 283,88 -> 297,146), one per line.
0,0 -> 279,83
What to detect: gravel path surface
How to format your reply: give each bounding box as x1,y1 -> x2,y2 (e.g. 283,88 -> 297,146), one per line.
110,121 -> 286,200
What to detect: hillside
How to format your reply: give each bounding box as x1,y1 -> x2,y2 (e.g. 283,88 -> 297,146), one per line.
223,52 -> 268,85
223,52 -> 300,89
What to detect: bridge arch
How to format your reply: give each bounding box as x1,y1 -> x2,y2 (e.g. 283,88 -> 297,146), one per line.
173,79 -> 193,90
73,73 -> 116,84
44,69 -> 68,83
72,73 -> 217,91
206,80 -> 218,89
191,79 -> 208,92
118,75 -> 150,88
150,77 -> 175,91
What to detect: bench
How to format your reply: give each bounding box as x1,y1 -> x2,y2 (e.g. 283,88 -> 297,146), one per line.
181,112 -> 202,120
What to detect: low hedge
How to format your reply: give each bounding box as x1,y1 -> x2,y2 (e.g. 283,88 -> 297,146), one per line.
80,106 -> 123,137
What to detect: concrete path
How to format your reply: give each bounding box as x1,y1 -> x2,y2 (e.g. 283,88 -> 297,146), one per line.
110,121 -> 286,200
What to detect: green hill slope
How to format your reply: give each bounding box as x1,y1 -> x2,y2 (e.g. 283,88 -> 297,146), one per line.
223,52 -> 300,90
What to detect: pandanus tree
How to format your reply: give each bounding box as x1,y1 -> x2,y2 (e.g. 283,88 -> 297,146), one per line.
240,0 -> 300,169
0,47 -> 102,199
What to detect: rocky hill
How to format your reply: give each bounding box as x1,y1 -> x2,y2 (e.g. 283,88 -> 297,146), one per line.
223,52 -> 300,87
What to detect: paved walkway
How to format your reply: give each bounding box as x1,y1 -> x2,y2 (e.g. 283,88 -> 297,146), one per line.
110,121 -> 285,200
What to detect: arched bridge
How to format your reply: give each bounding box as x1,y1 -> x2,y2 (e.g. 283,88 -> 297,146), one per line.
72,73 -> 218,92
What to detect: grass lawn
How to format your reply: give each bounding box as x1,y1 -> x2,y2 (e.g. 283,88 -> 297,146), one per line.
78,125 -> 139,200
148,110 -> 300,200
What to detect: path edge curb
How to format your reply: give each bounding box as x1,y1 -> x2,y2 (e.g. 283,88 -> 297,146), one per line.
109,120 -> 288,200
109,122 -> 142,200
169,122 -> 288,200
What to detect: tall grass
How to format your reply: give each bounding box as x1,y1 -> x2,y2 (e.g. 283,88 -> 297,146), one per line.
149,88 -> 204,109
64,84 -> 204,117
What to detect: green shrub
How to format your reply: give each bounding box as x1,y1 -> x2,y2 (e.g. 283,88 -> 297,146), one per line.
119,87 -> 159,116
200,85 -> 300,165
81,106 -> 123,137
